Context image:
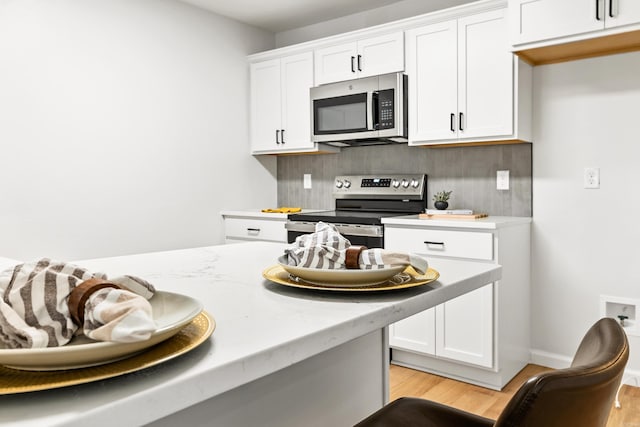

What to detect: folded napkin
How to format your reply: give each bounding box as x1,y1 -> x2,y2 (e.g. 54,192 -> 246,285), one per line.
284,222 -> 428,274
261,207 -> 302,213
0,258 -> 157,349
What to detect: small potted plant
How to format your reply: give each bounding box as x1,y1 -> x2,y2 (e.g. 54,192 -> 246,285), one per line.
433,190 -> 452,210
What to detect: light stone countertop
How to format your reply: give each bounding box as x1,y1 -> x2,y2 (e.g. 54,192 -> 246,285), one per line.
0,242 -> 500,426
220,209 -> 328,220
382,215 -> 532,229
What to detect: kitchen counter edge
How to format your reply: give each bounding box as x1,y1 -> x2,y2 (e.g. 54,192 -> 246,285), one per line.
382,215 -> 532,229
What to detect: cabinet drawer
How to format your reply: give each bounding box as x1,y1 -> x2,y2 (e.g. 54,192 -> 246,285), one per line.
385,227 -> 493,260
224,218 -> 287,243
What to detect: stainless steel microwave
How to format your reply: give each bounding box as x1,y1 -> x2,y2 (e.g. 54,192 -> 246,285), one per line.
310,72 -> 407,147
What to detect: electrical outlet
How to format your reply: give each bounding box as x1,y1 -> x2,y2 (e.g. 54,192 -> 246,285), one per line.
303,173 -> 312,189
584,167 -> 600,189
600,295 -> 639,336
497,170 -> 509,190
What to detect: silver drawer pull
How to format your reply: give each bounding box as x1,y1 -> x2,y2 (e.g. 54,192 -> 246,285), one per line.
424,241 -> 444,246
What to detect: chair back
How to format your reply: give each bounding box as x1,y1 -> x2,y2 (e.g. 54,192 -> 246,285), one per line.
495,317 -> 629,427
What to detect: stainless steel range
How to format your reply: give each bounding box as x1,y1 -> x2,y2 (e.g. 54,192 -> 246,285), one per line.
286,174 -> 427,247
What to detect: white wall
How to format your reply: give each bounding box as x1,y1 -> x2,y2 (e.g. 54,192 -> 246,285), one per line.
531,52 -> 640,372
0,0 -> 277,261
275,0 -> 475,47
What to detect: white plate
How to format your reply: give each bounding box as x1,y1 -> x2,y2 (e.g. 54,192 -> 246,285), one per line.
277,255 -> 406,287
0,291 -> 202,371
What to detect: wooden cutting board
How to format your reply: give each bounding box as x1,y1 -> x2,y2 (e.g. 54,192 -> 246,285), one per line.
418,213 -> 488,220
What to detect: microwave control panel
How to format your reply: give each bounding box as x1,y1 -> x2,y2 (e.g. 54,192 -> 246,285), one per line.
377,89 -> 395,130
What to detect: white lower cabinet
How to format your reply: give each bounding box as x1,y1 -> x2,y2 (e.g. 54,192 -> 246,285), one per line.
221,212 -> 288,244
385,219 -> 530,390
390,284 -> 493,368
436,284 -> 494,367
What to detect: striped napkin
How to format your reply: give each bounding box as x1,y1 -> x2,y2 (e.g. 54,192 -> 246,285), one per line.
284,222 -> 428,274
0,258 -> 157,349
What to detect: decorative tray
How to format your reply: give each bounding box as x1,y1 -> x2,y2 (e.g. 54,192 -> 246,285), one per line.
0,311 -> 215,394
263,265 -> 439,292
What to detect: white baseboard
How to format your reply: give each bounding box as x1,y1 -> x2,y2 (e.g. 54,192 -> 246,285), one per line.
530,349 -> 572,369
530,349 -> 640,387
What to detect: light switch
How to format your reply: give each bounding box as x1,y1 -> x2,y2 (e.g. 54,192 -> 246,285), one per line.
497,170 -> 509,190
303,174 -> 312,189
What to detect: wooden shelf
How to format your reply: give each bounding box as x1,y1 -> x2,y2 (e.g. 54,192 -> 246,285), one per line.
514,29 -> 640,65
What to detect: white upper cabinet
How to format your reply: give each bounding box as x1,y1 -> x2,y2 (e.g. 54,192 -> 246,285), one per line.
314,32 -> 404,85
249,0 -> 531,150
251,52 -> 336,155
510,0 -> 604,44
608,0 -> 640,28
405,20 -> 458,143
280,54 -> 315,151
250,59 -> 283,153
510,0 -> 640,45
407,9 -> 530,145
509,0 -> 640,64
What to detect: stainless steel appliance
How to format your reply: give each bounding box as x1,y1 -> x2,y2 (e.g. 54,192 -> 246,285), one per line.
286,174 -> 426,247
310,73 -> 408,146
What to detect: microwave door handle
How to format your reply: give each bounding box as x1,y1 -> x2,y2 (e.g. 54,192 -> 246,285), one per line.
372,91 -> 380,130
366,91 -> 374,131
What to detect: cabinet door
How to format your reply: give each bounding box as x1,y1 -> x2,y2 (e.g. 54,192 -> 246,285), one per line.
606,0 -> 640,28
280,52 -> 314,151
389,308 -> 436,355
356,32 -> 404,79
314,42 -> 357,85
250,59 -> 282,152
509,0 -> 604,45
458,9 -> 513,140
406,20 -> 458,144
436,284 -> 494,368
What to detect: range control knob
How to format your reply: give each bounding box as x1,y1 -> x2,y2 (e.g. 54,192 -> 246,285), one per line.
392,179 -> 400,188
335,180 -> 343,188
401,179 -> 410,188
344,180 -> 351,188
411,179 -> 420,188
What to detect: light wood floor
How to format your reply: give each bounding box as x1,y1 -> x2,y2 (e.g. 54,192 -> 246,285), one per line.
390,364 -> 640,426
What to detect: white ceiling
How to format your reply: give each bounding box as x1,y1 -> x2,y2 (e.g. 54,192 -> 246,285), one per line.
177,0 -> 423,32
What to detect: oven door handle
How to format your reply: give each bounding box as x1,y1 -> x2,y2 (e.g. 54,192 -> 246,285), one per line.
335,224 -> 384,237
285,222 -> 317,233
286,221 -> 383,238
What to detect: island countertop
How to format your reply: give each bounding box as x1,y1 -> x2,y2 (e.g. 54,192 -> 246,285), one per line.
0,242 -> 501,426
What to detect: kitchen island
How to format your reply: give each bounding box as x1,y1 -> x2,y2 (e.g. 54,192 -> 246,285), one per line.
0,242 -> 500,426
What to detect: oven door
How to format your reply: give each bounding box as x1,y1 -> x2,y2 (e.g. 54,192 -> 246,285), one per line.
285,221 -> 384,247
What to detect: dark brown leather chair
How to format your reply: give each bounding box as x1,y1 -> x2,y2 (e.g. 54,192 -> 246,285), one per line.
356,317 -> 629,427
